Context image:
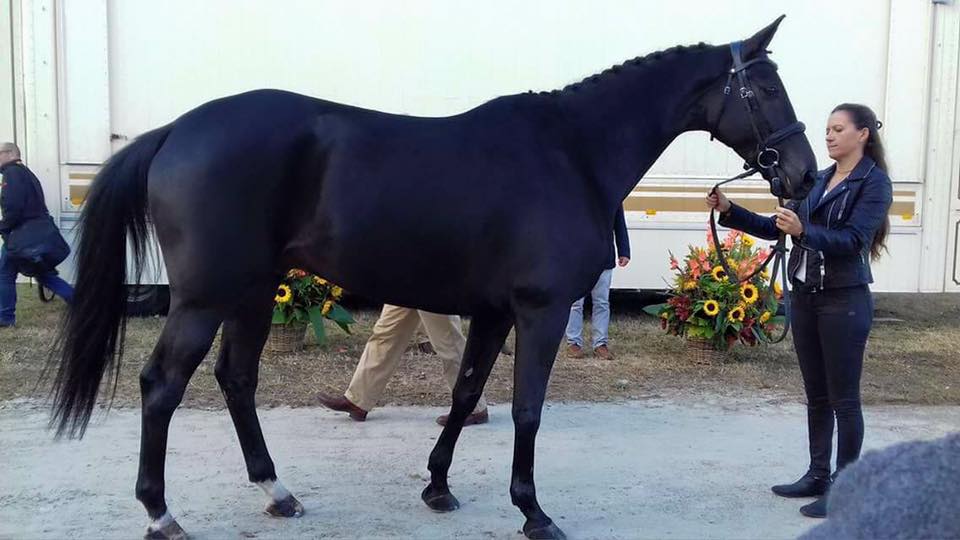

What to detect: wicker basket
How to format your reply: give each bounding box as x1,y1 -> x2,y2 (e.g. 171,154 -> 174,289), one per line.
686,337 -> 727,365
264,322 -> 307,353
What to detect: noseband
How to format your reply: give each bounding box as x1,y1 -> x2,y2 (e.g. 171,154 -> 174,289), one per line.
707,41 -> 805,343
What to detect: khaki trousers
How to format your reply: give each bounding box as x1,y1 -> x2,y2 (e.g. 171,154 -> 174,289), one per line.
345,304 -> 487,413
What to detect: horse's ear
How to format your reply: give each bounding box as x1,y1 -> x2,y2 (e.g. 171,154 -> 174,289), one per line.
742,15 -> 785,59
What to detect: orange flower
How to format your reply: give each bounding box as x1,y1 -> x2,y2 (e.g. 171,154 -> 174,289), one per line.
723,230 -> 740,249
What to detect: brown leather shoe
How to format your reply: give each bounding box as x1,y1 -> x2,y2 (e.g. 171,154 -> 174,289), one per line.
566,344 -> 583,358
317,393 -> 367,421
593,345 -> 614,360
436,408 -> 489,427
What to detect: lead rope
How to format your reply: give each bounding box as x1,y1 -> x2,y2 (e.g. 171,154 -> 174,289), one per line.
708,171 -> 792,344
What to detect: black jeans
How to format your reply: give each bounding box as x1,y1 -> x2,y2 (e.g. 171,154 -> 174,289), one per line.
789,284 -> 873,477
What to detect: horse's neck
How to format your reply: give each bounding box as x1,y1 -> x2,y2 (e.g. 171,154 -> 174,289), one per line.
559,46 -> 727,213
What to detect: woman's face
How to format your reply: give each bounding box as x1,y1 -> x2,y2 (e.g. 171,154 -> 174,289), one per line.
825,110 -> 868,163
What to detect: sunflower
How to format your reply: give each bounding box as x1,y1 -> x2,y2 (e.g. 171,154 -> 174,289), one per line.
760,270 -> 771,281
322,300 -> 334,315
275,284 -> 292,304
332,286 -> 343,299
773,281 -> 783,297
740,283 -> 759,304
313,276 -> 328,286
711,266 -> 728,281
759,311 -> 772,324
703,300 -> 720,317
742,235 -> 755,247
728,306 -> 745,322
682,280 -> 698,291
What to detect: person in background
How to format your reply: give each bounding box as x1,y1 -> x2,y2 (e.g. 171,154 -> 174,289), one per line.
317,305 -> 490,426
565,207 -> 630,359
0,142 -> 74,328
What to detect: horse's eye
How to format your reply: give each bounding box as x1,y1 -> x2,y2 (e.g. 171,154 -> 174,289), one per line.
763,86 -> 780,96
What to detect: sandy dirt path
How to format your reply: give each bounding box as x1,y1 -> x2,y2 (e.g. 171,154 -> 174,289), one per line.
2,396 -> 958,539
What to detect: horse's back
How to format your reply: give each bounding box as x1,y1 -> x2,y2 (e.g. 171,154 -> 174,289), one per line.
143,88 -> 601,312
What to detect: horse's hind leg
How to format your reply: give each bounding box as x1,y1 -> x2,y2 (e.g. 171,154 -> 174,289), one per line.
214,285 -> 304,518
136,306 -> 223,540
422,311 -> 512,512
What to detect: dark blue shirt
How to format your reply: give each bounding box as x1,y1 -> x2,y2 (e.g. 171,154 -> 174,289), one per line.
607,207 -> 631,269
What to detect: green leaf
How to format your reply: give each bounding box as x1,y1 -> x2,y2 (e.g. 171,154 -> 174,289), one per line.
308,306 -> 327,346
271,307 -> 288,324
687,325 -> 716,338
327,304 -> 355,334
642,303 -> 667,316
752,326 -> 767,344
327,304 -> 354,323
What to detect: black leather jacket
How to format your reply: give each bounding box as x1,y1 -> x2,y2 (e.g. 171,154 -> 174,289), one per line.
719,156 -> 893,291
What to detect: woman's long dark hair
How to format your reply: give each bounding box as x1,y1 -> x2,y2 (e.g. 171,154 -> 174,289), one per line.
832,103 -> 889,261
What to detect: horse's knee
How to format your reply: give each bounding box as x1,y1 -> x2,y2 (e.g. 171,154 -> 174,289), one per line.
139,362 -> 195,419
214,358 -> 247,389
512,407 -> 542,433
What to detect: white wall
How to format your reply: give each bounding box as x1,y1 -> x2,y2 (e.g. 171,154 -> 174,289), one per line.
105,0 -> 888,179
10,0 -> 958,291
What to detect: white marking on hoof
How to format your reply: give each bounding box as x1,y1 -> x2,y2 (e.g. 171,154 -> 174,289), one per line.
147,511 -> 175,532
258,478 -> 292,502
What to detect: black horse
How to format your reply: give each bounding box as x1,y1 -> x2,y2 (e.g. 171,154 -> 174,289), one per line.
49,16 -> 815,540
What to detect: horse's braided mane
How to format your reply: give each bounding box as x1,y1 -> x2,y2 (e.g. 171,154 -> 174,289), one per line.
537,41 -> 712,96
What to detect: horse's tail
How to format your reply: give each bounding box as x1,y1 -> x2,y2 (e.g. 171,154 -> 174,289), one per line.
47,124 -> 172,439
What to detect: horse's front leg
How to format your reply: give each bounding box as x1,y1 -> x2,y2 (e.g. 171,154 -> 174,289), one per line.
510,304 -> 569,540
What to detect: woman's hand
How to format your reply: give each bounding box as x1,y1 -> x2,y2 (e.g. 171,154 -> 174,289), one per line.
775,207 -> 803,236
617,256 -> 630,267
705,189 -> 732,213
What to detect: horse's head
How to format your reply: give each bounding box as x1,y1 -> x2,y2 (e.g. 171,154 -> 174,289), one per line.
705,16 -> 817,200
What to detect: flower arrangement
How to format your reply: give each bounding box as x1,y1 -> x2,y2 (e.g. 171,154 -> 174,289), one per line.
272,269 -> 354,345
644,229 -> 785,352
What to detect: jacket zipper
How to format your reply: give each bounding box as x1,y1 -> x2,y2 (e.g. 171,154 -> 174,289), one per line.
837,190 -> 850,221
820,199 -> 836,291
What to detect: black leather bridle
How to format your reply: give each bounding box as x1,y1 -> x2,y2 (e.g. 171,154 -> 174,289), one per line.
708,41 -> 806,343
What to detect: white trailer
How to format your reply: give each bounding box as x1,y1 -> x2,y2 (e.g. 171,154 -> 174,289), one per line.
2,0 -> 959,295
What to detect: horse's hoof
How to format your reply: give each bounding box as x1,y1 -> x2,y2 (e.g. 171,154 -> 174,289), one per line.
523,519 -> 567,540
144,520 -> 188,540
265,494 -> 305,518
421,484 -> 460,512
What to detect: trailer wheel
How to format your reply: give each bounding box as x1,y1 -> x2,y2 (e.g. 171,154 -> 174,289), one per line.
126,285 -> 170,317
